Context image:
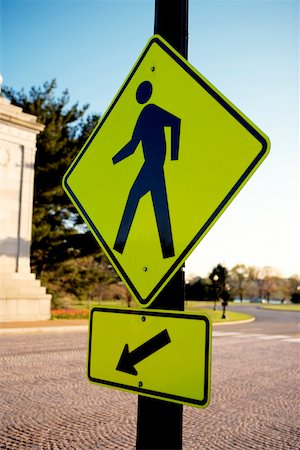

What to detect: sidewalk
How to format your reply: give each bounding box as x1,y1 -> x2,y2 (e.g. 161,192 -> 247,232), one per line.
0,319 -> 88,335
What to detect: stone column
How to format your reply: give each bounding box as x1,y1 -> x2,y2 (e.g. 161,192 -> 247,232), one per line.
0,80 -> 51,321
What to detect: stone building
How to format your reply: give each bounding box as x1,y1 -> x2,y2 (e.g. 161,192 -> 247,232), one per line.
0,76 -> 51,321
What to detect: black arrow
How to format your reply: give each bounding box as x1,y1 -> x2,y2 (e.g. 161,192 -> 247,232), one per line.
116,329 -> 171,376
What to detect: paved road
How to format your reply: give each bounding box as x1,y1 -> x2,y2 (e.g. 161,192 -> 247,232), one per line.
223,304 -> 300,335
0,309 -> 299,449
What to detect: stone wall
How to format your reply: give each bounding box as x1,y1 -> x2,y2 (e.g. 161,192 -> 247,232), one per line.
0,94 -> 51,321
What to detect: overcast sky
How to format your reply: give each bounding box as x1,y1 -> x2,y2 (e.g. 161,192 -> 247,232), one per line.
1,0 -> 299,278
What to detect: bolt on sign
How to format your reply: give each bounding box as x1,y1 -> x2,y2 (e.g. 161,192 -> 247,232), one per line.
63,34 -> 270,307
87,307 -> 212,408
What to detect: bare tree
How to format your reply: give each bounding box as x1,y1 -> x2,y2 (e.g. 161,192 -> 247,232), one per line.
229,264 -> 248,301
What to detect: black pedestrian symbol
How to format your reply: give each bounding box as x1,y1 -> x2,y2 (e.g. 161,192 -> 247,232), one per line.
112,81 -> 181,259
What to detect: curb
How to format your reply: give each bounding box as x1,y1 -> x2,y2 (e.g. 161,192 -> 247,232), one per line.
0,325 -> 88,335
213,317 -> 255,326
0,317 -> 255,335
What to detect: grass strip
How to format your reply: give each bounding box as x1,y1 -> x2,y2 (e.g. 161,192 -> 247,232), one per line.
51,300 -> 253,322
259,304 -> 300,312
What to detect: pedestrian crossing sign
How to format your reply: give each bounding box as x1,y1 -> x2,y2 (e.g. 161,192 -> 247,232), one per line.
63,34 -> 270,307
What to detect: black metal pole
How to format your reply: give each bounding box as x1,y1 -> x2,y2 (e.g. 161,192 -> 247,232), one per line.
136,1 -> 188,449
154,0 -> 188,58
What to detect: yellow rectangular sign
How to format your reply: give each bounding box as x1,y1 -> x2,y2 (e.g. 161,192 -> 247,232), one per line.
88,307 -> 211,408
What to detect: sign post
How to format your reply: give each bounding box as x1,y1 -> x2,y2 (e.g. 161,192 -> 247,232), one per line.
136,2 -> 188,449
63,0 -> 270,448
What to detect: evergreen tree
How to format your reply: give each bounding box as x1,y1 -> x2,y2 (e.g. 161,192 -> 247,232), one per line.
3,80 -> 117,303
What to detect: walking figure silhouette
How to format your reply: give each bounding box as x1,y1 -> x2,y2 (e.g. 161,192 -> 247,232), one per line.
112,81 -> 181,258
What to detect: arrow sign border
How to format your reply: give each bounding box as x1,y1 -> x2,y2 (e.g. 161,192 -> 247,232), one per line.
87,307 -> 211,408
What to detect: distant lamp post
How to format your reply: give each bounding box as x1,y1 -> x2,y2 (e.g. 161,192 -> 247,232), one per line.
236,267 -> 244,302
221,288 -> 230,320
213,274 -> 219,310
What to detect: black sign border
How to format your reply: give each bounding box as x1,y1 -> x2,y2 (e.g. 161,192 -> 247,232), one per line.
64,36 -> 269,305
87,307 -> 211,407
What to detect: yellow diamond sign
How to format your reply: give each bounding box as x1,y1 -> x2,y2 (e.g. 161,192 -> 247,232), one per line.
63,35 -> 270,306
88,307 -> 212,408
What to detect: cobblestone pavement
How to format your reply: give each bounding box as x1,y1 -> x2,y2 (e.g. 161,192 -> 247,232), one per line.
0,330 -> 299,449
